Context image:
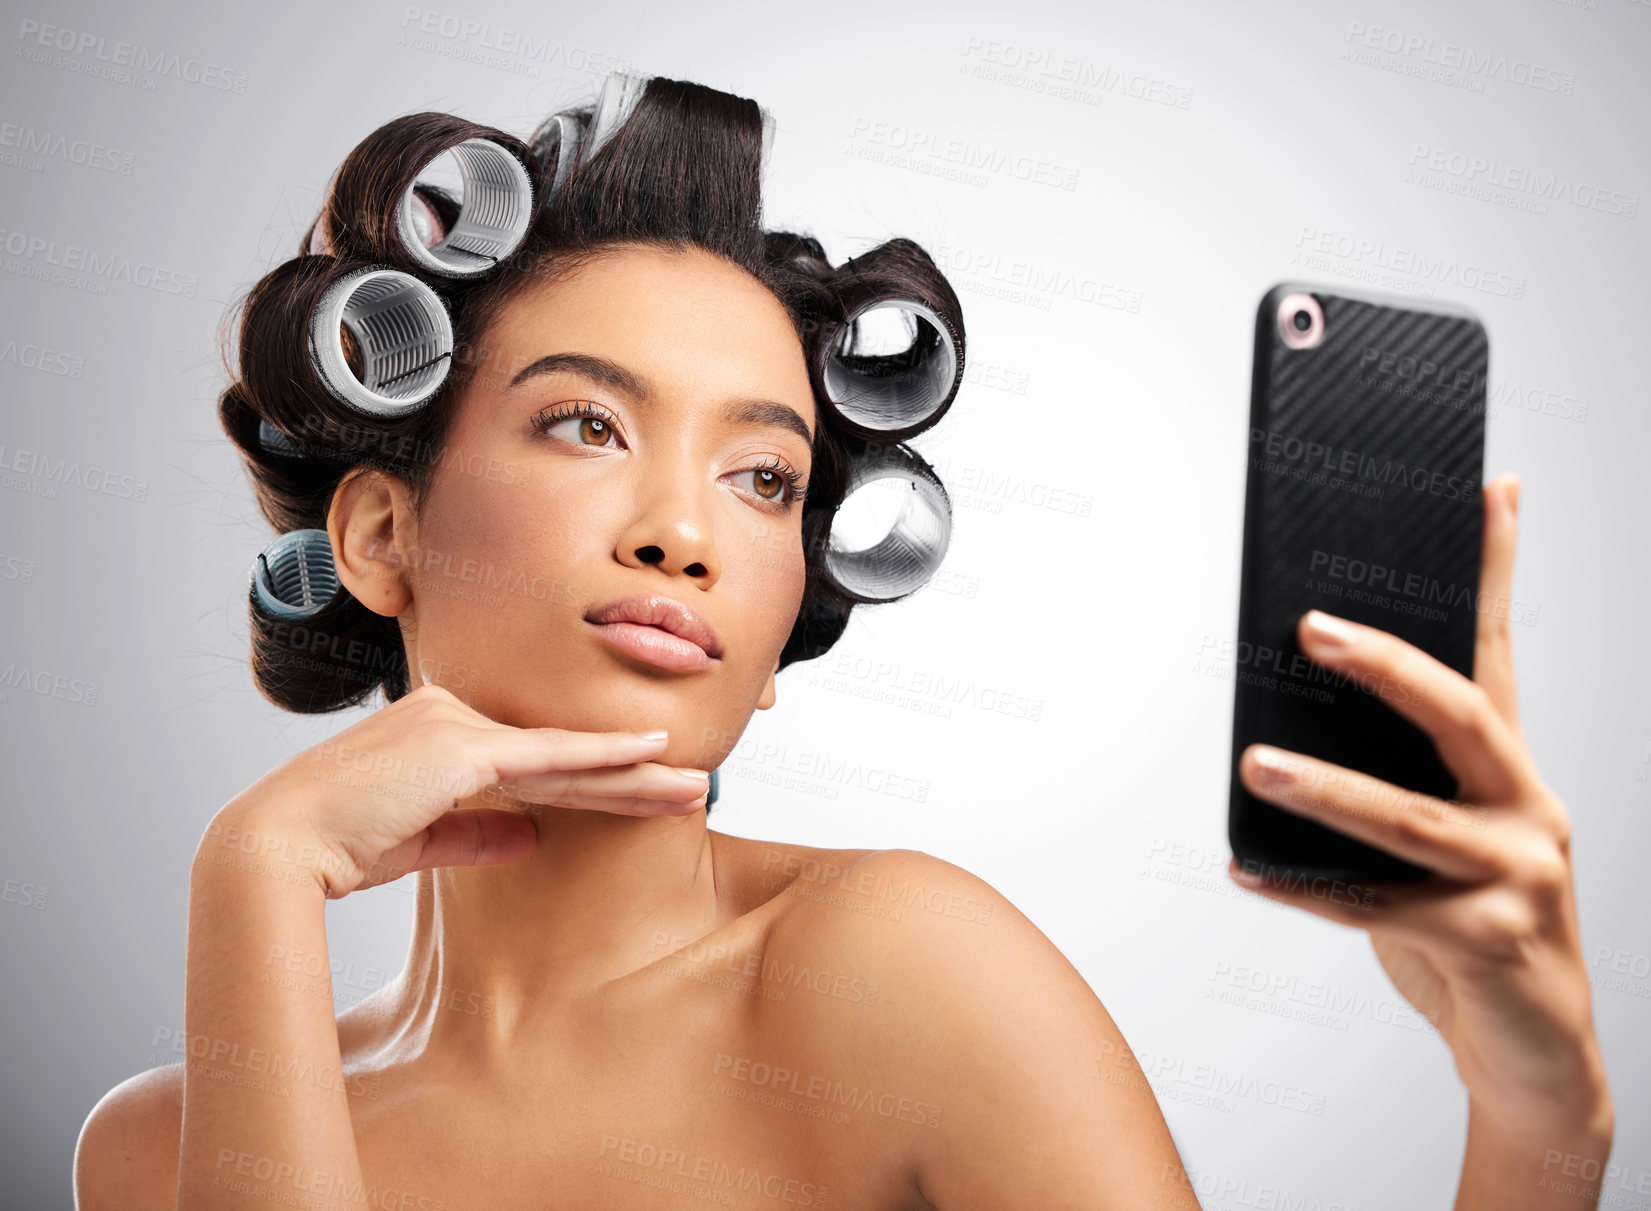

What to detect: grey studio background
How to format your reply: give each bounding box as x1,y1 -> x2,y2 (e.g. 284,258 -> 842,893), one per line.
2,0 -> 1648,1206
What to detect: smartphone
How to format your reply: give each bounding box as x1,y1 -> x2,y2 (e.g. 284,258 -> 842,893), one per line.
1228,282 -> 1488,884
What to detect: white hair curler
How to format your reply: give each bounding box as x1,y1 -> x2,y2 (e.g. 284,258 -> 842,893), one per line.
396,137 -> 534,277
824,442 -> 952,602
308,265 -> 454,418
817,295 -> 961,440
251,528 -> 340,619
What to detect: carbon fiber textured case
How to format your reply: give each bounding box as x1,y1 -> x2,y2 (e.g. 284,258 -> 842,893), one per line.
1229,283 -> 1487,884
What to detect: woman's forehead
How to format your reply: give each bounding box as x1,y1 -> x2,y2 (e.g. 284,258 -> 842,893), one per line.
481,247 -> 815,416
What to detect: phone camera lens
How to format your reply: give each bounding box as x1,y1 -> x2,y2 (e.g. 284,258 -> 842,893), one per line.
1276,292 -> 1324,349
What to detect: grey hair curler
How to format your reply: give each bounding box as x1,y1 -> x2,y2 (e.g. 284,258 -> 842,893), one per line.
395,137 -> 534,277
251,528 -> 341,619
824,442 -> 952,603
707,766 -> 719,809
308,265 -> 454,418
815,294 -> 963,442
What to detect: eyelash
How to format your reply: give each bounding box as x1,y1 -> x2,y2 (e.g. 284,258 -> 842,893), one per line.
529,400 -> 809,510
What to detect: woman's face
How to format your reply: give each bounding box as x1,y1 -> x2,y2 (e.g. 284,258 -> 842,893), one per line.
378,243 -> 816,768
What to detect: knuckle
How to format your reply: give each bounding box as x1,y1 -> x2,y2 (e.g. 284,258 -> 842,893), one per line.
1461,891 -> 1539,958
1391,796 -> 1441,847
1449,683 -> 1500,746
1513,838 -> 1571,904
1533,785 -> 1574,852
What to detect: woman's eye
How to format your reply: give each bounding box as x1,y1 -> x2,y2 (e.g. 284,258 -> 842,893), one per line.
532,405 -> 620,448
728,465 -> 804,509
741,469 -> 787,502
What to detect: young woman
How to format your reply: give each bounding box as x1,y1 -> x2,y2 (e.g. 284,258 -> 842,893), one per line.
73,74 -> 1613,1210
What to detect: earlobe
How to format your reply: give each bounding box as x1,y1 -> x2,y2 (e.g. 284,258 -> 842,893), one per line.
328,469 -> 415,618
756,662 -> 778,710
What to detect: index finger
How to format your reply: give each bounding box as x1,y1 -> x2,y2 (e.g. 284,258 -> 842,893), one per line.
1474,473 -> 1522,733
477,724 -> 672,783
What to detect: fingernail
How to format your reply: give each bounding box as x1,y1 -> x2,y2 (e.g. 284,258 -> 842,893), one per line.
1508,474 -> 1520,516
1251,746 -> 1296,783
676,768 -> 709,780
638,729 -> 668,741
1302,610 -> 1357,653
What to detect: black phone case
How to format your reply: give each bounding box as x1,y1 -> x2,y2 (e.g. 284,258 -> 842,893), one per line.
1229,282 -> 1487,884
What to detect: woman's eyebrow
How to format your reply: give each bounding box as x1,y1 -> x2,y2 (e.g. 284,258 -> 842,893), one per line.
509,351 -> 813,445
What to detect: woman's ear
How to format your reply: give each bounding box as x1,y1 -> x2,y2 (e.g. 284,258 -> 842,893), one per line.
756,660 -> 779,710
328,468 -> 418,619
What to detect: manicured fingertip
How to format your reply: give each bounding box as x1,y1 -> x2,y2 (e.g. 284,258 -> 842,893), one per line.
1300,609 -> 1359,656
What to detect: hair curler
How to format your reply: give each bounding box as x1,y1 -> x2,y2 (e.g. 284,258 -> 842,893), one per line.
823,441 -> 952,602
707,766 -> 719,809
258,417 -> 305,458
308,265 -> 454,418
251,528 -> 341,619
812,288 -> 964,444
396,137 -> 534,278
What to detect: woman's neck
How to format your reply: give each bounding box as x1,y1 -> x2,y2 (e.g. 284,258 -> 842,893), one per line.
389,799 -> 723,1059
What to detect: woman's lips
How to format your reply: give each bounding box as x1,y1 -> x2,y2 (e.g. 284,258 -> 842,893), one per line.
586,619 -> 719,671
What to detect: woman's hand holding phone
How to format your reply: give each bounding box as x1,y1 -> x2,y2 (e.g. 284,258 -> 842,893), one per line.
213,682 -> 708,899
1228,475 -> 1615,1207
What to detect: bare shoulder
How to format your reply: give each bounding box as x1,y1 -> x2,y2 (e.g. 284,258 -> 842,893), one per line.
74,1064 -> 184,1211
74,1006 -> 393,1211
748,845 -> 1197,1208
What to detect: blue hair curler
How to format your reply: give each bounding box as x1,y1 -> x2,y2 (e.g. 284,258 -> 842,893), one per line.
251,528 -> 340,619
707,766 -> 719,809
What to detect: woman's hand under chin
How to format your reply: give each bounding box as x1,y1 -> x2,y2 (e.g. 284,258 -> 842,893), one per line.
1227,474 -> 1614,1144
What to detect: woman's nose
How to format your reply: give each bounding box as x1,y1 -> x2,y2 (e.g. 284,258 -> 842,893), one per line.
617,469 -> 722,585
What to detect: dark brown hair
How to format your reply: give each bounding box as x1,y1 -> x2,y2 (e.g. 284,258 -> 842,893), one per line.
220,76 -> 965,715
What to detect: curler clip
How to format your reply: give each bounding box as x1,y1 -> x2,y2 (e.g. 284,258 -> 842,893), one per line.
396,137 -> 534,277
534,112 -> 586,202
823,442 -> 952,603
308,265 -> 454,418
583,71 -> 652,164
251,529 -> 341,619
816,295 -> 962,442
